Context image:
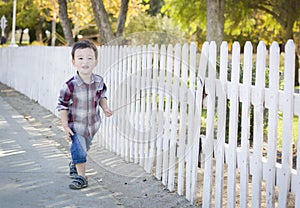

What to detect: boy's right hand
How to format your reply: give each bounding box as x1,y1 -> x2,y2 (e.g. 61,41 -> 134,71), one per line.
63,127 -> 74,142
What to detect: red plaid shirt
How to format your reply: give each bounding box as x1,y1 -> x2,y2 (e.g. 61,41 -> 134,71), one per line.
57,73 -> 107,138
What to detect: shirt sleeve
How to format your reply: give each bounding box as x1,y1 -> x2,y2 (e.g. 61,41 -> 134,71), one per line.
57,83 -> 72,111
100,83 -> 107,99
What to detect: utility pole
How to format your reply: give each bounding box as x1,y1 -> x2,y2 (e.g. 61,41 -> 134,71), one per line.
10,0 -> 18,47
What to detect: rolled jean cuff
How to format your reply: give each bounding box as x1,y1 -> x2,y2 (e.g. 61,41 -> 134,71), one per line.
70,134 -> 87,164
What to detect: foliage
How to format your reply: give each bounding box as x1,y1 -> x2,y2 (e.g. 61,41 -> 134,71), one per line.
124,12 -> 186,45
162,0 -> 206,43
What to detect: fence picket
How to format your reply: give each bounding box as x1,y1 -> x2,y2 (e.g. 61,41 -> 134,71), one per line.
177,43 -> 189,195
134,46 -> 142,164
238,41 -> 253,207
277,40 -> 295,207
250,41 -> 266,208
185,43 -> 197,201
144,45 -> 153,171
147,44 -> 159,172
264,42 -> 280,208
129,47 -> 136,162
214,41 -> 228,208
155,45 -> 166,180
202,41 -> 217,207
162,44 -> 173,186
112,46 -> 119,153
123,46 -> 130,161
188,41 -> 209,200
227,42 -> 240,208
168,43 -> 181,191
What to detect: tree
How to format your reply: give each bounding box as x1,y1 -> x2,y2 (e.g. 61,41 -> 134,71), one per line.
206,0 -> 225,47
90,0 -> 129,44
246,0 -> 300,41
116,0 -> 129,37
58,0 -> 74,46
142,0 -> 164,16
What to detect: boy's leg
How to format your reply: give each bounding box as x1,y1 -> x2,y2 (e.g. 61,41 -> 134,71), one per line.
75,163 -> 86,178
69,134 -> 88,189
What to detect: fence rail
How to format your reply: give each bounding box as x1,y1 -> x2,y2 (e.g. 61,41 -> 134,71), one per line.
0,40 -> 299,207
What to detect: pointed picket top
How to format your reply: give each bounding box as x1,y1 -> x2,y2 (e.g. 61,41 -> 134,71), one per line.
198,41 -> 209,83
283,39 -> 295,92
255,41 -> 267,88
243,41 -> 253,85
231,41 -> 241,83
219,41 -> 228,82
269,42 -> 280,88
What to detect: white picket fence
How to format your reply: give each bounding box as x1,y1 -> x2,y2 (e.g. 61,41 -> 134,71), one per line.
0,40 -> 299,207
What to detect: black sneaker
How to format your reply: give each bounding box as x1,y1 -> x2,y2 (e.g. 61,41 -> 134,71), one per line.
69,175 -> 88,189
69,161 -> 78,179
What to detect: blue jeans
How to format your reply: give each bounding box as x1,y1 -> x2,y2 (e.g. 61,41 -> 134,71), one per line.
70,134 -> 92,164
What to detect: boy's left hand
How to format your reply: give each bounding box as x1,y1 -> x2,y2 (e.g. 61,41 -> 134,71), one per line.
103,108 -> 113,117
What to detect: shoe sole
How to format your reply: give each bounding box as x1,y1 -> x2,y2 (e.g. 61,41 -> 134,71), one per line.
69,183 -> 88,190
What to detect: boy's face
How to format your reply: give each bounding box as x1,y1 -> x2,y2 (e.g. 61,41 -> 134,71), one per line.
72,48 -> 97,77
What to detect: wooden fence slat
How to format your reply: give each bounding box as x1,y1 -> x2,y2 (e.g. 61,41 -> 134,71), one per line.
250,41 -> 266,208
106,46 -> 113,150
155,45 -> 166,179
191,42 -> 209,202
214,41 -> 228,208
112,46 -> 119,153
191,42 -> 208,203
277,40 -> 295,207
120,46 -> 127,158
147,44 -> 159,172
186,42 -> 197,201
202,41 -> 217,208
264,42 -> 280,207
167,43 -> 181,191
144,45 -> 153,172
134,46 -> 142,164
124,46 -> 130,162
127,47 -> 134,163
177,43 -> 189,195
139,45 -> 147,167
238,41 -> 253,207
117,46 -> 123,156
227,42 -> 240,208
162,44 -> 173,186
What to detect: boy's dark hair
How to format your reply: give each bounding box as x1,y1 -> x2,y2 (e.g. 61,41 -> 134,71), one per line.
71,39 -> 98,60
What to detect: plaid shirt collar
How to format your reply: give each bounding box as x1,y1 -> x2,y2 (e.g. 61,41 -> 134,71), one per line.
74,72 -> 101,86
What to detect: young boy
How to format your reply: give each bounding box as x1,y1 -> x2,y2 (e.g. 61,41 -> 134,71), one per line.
57,39 -> 112,189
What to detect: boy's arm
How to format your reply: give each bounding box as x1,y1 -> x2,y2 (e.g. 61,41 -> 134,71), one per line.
100,98 -> 113,117
59,110 -> 74,142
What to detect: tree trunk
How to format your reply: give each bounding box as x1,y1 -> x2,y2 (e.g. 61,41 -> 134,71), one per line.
58,0 -> 74,46
116,0 -> 129,37
206,0 -> 225,47
90,0 -> 115,45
